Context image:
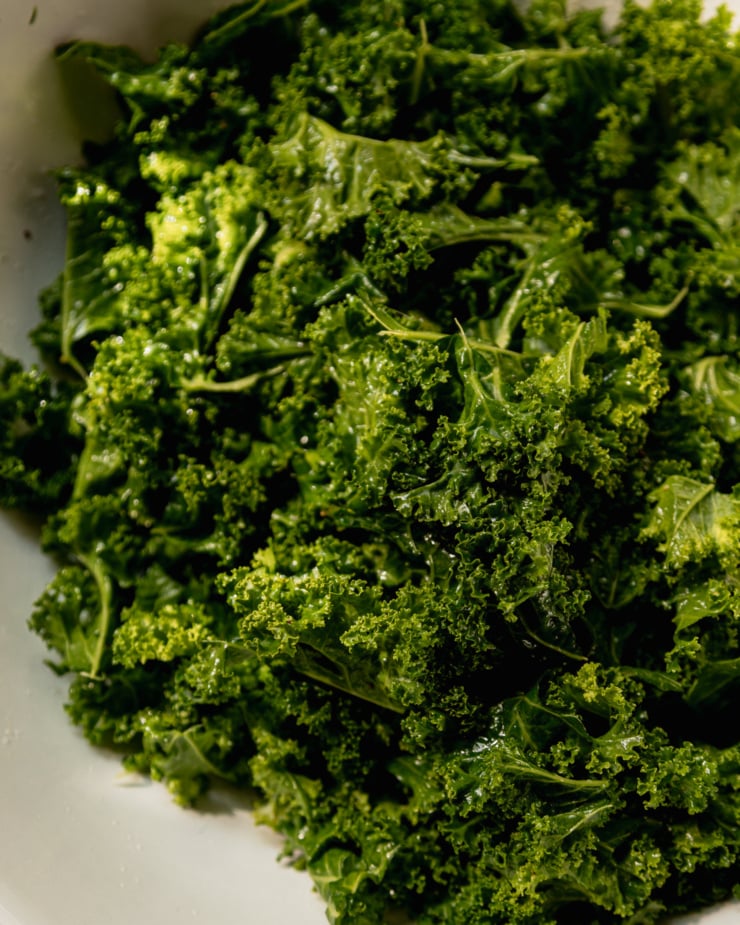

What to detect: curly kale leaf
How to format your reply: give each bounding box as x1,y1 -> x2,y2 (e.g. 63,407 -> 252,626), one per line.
0,356 -> 79,511
5,0 -> 740,922
678,356 -> 740,444
642,476 -> 740,570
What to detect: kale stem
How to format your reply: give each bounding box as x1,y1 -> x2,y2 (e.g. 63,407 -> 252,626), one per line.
182,363 -> 286,393
364,299 -> 521,357
60,230 -> 89,382
294,643 -> 405,714
203,0 -> 309,45
202,213 -> 269,352
602,283 -> 690,319
430,45 -> 603,67
78,552 -> 113,679
409,18 -> 430,106
519,614 -> 588,664
178,728 -> 235,779
493,257 -> 536,350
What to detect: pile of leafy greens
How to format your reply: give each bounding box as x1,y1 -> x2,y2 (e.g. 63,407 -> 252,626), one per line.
3,0 -> 740,921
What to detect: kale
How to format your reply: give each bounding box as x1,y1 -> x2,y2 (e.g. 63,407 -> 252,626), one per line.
3,0 -> 740,921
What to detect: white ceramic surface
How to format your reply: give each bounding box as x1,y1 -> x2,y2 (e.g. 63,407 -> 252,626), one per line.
0,3 -> 738,925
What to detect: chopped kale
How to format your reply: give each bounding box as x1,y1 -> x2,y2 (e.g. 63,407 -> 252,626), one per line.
3,0 -> 740,921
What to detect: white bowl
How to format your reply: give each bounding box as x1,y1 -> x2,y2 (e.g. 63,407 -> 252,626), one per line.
0,3 -> 738,925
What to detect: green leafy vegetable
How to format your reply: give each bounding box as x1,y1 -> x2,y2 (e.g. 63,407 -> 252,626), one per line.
3,0 -> 740,922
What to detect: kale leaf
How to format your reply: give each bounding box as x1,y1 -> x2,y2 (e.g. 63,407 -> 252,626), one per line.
3,0 -> 740,922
